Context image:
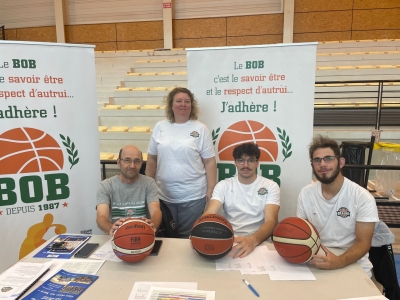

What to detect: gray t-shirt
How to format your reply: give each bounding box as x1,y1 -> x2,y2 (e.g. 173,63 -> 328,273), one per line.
96,174 -> 159,223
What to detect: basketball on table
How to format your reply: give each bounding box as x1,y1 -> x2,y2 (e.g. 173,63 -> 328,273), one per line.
112,219 -> 155,263
272,217 -> 321,264
190,214 -> 234,260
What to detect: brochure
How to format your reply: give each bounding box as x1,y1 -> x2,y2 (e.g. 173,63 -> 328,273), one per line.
34,235 -> 91,259
22,269 -> 98,300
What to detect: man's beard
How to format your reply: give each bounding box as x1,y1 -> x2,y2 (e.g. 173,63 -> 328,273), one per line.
313,163 -> 341,184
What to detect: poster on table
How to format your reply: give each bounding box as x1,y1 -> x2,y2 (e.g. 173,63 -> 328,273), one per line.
187,43 -> 317,219
0,41 -> 101,273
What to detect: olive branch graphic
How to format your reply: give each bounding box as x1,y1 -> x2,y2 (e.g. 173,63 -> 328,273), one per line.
212,127 -> 220,146
60,134 -> 79,169
277,127 -> 292,162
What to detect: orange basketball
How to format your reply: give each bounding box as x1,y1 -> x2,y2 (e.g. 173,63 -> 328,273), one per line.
218,120 -> 278,162
0,127 -> 64,175
272,217 -> 321,264
190,214 -> 234,260
112,219 -> 155,263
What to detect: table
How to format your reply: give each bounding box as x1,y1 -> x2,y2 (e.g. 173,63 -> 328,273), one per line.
22,236 -> 382,300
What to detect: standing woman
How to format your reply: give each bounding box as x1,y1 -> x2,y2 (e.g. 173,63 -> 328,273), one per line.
146,87 -> 217,238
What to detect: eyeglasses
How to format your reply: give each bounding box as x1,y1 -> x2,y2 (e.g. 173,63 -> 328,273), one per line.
120,158 -> 142,165
310,155 -> 337,164
236,158 -> 258,165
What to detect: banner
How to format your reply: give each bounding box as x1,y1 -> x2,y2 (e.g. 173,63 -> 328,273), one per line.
0,41 -> 100,273
187,43 -> 317,220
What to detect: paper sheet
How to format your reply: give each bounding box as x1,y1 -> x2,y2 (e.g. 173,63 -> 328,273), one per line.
266,250 -> 316,281
128,282 -> 198,300
145,286 -> 215,300
40,259 -> 105,282
215,245 -> 272,274
0,261 -> 52,299
216,246 -> 315,280
89,239 -> 121,262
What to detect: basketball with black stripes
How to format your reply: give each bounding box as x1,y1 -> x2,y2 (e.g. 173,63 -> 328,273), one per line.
111,219 -> 155,263
190,214 -> 234,260
272,217 -> 321,264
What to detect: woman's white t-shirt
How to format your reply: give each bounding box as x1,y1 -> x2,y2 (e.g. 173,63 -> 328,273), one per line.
148,119 -> 215,202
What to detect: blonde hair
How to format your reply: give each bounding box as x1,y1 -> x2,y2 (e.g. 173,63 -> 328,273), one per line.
163,87 -> 199,123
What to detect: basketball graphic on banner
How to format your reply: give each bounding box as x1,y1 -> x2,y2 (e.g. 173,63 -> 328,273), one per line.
218,120 -> 279,161
0,127 -> 64,175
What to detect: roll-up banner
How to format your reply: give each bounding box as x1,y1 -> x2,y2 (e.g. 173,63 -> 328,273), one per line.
0,41 -> 101,272
187,43 -> 317,220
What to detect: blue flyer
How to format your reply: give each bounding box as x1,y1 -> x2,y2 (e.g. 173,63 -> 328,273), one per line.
33,235 -> 91,259
22,269 -> 98,300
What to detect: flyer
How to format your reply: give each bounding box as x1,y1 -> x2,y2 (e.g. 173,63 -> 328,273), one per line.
33,235 -> 90,259
21,269 -> 98,300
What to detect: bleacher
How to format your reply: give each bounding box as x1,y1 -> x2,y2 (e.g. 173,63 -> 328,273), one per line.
96,40 -> 400,164
96,49 -> 187,162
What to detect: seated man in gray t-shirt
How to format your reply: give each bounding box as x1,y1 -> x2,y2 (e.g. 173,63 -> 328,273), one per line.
96,145 -> 162,235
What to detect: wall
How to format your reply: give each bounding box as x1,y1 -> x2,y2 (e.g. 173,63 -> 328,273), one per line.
294,0 -> 400,42
4,0 -> 400,50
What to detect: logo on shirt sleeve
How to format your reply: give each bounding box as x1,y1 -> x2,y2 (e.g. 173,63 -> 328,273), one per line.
257,187 -> 268,195
190,131 -> 200,138
337,207 -> 350,218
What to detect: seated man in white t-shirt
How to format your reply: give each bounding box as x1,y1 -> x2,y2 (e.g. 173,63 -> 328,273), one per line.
203,142 -> 280,258
297,135 -> 379,277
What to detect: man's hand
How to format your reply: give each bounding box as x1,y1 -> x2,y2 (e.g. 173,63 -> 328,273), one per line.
109,218 -> 127,235
310,244 -> 344,270
232,235 -> 258,258
141,217 -> 156,232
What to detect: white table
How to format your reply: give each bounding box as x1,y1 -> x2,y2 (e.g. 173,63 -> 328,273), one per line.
23,235 -> 382,300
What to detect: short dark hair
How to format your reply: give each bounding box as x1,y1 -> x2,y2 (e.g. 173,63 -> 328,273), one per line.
308,135 -> 340,160
233,142 -> 260,160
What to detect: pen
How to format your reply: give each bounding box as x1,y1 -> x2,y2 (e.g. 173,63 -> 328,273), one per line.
242,278 -> 260,297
